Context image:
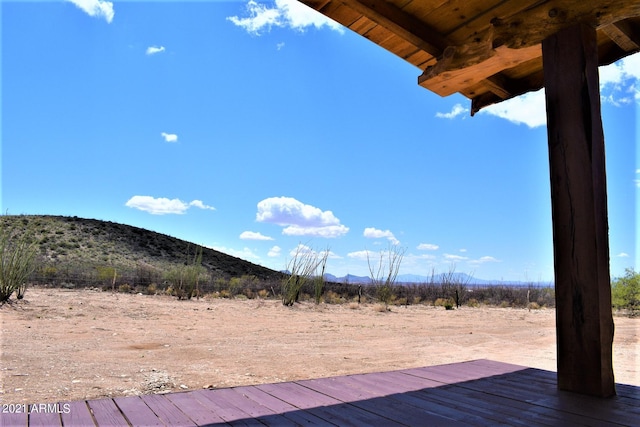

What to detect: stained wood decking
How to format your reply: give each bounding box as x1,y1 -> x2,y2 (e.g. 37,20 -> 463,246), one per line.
2,360 -> 638,426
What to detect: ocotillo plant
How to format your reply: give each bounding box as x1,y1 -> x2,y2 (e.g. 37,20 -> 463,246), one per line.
282,245 -> 328,306
367,244 -> 406,308
0,226 -> 37,302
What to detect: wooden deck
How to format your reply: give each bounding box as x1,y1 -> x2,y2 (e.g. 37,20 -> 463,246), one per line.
2,360 -> 638,426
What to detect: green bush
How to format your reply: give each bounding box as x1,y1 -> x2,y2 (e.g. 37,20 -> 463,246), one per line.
612,268 -> 640,314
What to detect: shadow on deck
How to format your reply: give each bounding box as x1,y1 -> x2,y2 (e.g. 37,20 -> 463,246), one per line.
3,360 -> 638,426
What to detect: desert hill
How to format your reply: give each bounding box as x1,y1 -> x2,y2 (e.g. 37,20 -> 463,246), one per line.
0,215 -> 282,288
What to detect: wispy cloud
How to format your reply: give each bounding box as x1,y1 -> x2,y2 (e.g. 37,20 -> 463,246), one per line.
240,231 -> 274,241
417,243 -> 439,251
363,227 -> 399,245
66,0 -> 114,23
435,103 -> 468,119
256,196 -> 349,238
636,169 -> 640,188
125,196 -> 215,215
616,252 -> 630,258
227,0 -> 343,35
161,132 -> 178,143
146,46 -> 166,56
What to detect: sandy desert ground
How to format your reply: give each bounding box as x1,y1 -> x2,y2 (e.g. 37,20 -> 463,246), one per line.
0,287 -> 638,405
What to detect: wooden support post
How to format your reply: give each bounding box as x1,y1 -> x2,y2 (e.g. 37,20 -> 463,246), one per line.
542,24 -> 615,397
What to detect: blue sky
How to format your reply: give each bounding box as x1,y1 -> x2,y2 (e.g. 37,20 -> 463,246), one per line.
2,0 -> 638,282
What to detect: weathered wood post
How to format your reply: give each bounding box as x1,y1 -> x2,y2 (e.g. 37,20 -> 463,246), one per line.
542,23 -> 615,397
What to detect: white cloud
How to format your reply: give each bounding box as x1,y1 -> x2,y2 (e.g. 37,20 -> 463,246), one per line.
480,89 -> 547,128
256,197 -> 349,238
469,256 -> 500,265
125,196 -> 215,215
240,231 -> 274,241
161,132 -> 178,143
283,224 -> 349,238
268,246 -> 281,257
636,169 -> 640,188
277,42 -> 285,51
616,252 -> 630,258
444,253 -> 469,262
146,46 -> 166,55
188,200 -> 216,211
435,103 -> 468,119
347,250 -> 370,261
67,0 -> 114,23
214,246 -> 261,260
479,52 -> 640,128
363,227 -> 399,245
417,243 -> 439,251
227,0 -> 343,35
288,244 -> 340,260
600,52 -> 640,105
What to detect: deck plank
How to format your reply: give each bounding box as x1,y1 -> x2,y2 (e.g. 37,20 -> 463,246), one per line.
60,401 -> 96,427
27,410 -> 61,427
231,384 -> 334,426
114,396 -> 165,426
140,394 -> 197,427
257,382 -> 406,427
189,389 -> 268,426
86,399 -> 129,427
163,391 -> 227,426
1,410 -> 28,427
3,360 -> 638,427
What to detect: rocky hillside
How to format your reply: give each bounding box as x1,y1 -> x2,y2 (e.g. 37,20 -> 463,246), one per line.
1,215 -> 282,287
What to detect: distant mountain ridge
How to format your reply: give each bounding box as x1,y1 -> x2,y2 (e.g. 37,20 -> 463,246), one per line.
325,272 -> 548,287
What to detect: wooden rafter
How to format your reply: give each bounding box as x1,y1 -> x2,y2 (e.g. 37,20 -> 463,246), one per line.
602,21 -> 640,51
339,0 -> 447,57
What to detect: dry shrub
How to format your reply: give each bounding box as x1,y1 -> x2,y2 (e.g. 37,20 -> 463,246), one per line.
374,304 -> 389,313
118,284 -> 131,293
527,302 -> 541,310
394,297 -> 408,306
257,289 -> 268,299
467,298 -> 480,308
324,290 -> 342,304
348,302 -> 360,310
146,283 -> 157,295
499,301 -> 510,308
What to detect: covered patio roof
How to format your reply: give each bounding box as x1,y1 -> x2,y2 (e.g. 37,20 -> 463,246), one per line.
299,0 -> 640,399
300,1 -> 640,113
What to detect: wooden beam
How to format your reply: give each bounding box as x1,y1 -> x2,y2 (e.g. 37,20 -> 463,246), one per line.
542,23 -> 615,397
492,0 -> 640,49
418,44 -> 541,97
339,0 -> 447,57
419,1 -> 640,91
602,21 -> 640,51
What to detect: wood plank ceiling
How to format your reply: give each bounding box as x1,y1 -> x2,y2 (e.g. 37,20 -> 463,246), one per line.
299,1 -> 640,114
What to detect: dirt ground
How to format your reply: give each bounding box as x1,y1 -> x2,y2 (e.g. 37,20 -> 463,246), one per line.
1,287 -> 638,405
